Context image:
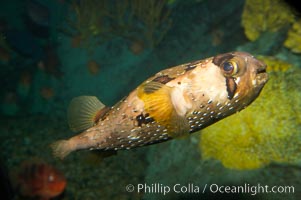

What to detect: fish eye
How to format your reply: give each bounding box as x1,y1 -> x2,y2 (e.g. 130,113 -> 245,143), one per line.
222,60 -> 239,76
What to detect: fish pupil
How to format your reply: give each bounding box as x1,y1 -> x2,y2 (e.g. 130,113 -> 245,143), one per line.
223,62 -> 234,72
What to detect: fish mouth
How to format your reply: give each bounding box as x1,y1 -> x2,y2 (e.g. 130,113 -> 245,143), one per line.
255,64 -> 269,85
256,66 -> 266,74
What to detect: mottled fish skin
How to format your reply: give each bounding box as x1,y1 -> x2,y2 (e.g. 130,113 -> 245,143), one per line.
51,52 -> 268,159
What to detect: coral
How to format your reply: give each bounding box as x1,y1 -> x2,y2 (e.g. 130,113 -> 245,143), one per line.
87,60 -> 100,75
64,0 -> 172,51
0,46 -> 10,62
65,0 -> 112,51
40,87 -> 55,99
128,0 -> 172,48
241,0 -> 295,41
284,20 -> 301,53
129,39 -> 144,55
199,62 -> 301,170
0,34 -> 12,62
211,29 -> 224,46
1,92 -> 19,116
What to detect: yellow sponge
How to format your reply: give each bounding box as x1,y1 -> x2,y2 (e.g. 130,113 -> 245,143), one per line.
241,0 -> 295,41
284,20 -> 301,53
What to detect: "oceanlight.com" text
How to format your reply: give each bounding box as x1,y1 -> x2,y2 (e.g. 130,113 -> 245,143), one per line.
125,183 -> 295,196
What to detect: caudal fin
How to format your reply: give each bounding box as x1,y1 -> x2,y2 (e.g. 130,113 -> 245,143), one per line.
50,140 -> 72,160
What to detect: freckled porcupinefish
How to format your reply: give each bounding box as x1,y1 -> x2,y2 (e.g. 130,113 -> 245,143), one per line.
51,51 -> 268,159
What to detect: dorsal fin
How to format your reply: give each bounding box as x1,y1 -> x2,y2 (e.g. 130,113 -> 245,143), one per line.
67,96 -> 107,132
137,81 -> 190,138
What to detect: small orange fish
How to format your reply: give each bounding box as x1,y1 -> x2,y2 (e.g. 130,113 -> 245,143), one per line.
51,52 -> 268,159
14,161 -> 66,200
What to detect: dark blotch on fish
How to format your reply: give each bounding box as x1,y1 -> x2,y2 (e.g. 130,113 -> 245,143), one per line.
136,113 -> 154,126
94,107 -> 111,123
226,77 -> 237,100
184,62 -> 199,71
212,53 -> 234,66
152,75 -> 174,84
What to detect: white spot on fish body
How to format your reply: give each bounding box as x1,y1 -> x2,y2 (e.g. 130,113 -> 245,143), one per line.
128,135 -> 140,140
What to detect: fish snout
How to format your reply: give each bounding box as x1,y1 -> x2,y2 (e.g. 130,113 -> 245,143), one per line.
254,59 -> 269,87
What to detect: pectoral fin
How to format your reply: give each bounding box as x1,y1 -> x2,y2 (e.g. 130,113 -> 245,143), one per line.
137,81 -> 189,138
